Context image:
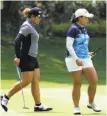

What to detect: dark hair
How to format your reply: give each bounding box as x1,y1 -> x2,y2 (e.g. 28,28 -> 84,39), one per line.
70,14 -> 78,23
71,14 -> 84,23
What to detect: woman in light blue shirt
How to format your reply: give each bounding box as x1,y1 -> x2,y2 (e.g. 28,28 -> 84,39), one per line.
65,8 -> 101,115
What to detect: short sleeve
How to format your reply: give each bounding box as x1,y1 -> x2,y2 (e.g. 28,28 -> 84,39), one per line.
66,27 -> 77,38
19,25 -> 31,37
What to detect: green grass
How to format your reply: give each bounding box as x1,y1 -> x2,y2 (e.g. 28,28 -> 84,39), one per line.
0,85 -> 106,116
1,36 -> 106,116
1,37 -> 106,85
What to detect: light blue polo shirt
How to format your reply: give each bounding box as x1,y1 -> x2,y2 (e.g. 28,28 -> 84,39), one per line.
66,23 -> 90,59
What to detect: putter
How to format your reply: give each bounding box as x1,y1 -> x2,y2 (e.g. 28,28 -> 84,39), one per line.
90,44 -> 104,59
16,66 -> 29,109
93,44 -> 104,55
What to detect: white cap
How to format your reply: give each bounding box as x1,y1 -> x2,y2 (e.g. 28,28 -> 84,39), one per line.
75,8 -> 94,18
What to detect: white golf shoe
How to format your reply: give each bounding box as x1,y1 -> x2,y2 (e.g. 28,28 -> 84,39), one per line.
87,102 -> 101,112
1,94 -> 9,112
73,107 -> 81,115
34,103 -> 53,111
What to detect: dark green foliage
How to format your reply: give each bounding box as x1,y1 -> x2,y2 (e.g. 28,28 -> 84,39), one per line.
86,20 -> 106,37
49,20 -> 106,37
1,1 -> 106,37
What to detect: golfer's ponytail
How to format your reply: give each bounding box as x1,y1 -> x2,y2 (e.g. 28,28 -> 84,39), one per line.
23,8 -> 30,17
71,13 -> 78,23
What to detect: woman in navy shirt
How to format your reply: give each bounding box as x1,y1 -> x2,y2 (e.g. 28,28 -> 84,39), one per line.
1,7 -> 52,112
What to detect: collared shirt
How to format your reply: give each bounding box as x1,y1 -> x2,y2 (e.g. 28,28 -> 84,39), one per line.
66,23 -> 90,59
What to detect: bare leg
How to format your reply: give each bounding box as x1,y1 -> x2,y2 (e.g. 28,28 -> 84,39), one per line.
71,70 -> 82,107
31,68 -> 41,104
83,67 -> 98,104
6,71 -> 34,98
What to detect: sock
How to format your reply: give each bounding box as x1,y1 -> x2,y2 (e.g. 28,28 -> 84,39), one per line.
4,94 -> 9,100
36,103 -> 41,106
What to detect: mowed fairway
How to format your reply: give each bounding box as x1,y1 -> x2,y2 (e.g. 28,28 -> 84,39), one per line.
0,83 -> 106,116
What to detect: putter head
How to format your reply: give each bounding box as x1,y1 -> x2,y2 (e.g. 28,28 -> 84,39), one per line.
23,106 -> 29,109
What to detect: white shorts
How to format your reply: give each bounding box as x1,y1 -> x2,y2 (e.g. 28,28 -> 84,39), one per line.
65,57 -> 93,72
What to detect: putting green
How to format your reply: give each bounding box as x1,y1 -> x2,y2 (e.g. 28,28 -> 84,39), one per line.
0,84 -> 106,116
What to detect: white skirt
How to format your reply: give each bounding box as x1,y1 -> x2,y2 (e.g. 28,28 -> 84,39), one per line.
65,57 -> 93,72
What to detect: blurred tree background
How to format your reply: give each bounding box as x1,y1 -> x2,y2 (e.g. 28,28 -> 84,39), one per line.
1,0 -> 106,38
